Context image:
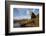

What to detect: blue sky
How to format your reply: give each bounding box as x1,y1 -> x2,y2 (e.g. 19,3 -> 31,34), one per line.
13,8 -> 39,17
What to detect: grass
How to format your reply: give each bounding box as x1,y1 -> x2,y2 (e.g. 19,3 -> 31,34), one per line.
14,16 -> 39,27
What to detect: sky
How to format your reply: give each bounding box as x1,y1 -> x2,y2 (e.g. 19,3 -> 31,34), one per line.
13,8 -> 39,20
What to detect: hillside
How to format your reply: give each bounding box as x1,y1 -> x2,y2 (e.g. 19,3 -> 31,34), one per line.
14,12 -> 39,27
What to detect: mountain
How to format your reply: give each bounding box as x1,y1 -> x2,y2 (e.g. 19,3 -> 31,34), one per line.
31,12 -> 36,19
13,16 -> 31,20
